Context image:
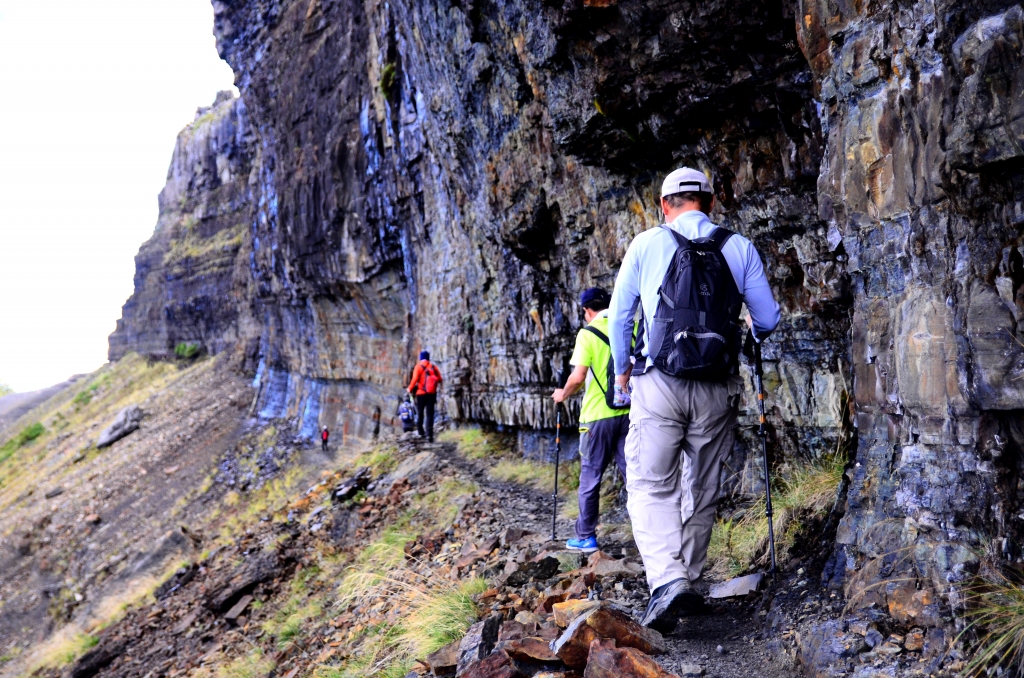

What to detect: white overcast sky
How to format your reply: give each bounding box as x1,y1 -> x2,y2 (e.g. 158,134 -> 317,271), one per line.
0,0 -> 236,393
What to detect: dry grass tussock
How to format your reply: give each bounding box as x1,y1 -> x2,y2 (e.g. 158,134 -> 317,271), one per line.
706,453 -> 846,578
960,572 -> 1024,677
328,566 -> 487,678
322,476 -> 485,677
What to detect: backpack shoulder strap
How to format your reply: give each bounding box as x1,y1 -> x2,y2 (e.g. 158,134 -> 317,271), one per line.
580,325 -> 610,395
707,227 -> 736,251
581,325 -> 609,345
659,224 -> 693,249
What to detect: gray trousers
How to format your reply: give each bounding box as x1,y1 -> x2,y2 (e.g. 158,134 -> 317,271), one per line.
575,414 -> 629,539
625,368 -> 739,591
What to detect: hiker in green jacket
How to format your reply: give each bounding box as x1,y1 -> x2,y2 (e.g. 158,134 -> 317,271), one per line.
552,287 -> 630,553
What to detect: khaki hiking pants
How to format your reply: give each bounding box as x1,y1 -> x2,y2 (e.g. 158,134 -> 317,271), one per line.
625,368 -> 740,591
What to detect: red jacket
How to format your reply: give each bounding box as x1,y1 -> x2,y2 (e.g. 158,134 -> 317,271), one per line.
408,360 -> 442,396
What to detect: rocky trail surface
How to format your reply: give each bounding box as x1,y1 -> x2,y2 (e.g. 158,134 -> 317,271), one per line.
40,434 -> 841,678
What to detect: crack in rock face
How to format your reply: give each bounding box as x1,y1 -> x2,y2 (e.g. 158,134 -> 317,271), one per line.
104,0 -> 1024,672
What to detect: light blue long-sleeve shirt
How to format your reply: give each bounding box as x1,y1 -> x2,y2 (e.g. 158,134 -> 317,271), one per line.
609,210 -> 781,376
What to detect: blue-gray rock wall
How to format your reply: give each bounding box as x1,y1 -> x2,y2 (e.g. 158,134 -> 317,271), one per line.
798,0 -> 1024,650
198,0 -> 848,470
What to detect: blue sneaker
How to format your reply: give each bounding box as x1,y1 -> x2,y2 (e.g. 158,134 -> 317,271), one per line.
565,536 -> 599,553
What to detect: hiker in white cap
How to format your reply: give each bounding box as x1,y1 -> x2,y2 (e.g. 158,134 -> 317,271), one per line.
607,167 -> 780,632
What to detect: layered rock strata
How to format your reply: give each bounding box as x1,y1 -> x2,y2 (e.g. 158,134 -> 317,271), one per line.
798,0 -> 1024,649
206,0 -> 843,456
109,91 -> 253,361
108,0 -> 1024,655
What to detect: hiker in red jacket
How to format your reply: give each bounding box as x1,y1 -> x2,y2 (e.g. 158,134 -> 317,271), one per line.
321,426 -> 329,451
407,351 -> 442,442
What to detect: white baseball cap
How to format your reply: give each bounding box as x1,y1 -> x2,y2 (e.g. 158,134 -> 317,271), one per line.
661,167 -> 712,197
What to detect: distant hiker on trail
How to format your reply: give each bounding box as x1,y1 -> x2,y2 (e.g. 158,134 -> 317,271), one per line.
321,426 -> 329,452
608,167 -> 780,632
408,351 -> 442,443
552,287 -> 630,554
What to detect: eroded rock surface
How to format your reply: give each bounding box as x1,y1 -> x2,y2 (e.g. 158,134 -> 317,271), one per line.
106,0 -> 1024,670
794,0 -> 1024,670
113,0 -> 844,465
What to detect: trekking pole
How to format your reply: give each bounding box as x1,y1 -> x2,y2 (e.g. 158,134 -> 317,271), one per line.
753,338 -> 778,582
551,405 -> 562,542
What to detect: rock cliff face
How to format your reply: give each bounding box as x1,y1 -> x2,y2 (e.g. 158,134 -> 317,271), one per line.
197,0 -> 848,457
798,0 -> 1024,642
110,0 -> 1024,648
109,91 -> 253,361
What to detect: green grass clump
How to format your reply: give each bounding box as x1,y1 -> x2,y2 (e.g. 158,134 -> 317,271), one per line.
174,342 -> 201,359
0,381 -> 12,397
396,577 -> 488,660
352,444 -> 399,475
437,428 -> 499,459
0,422 -> 45,464
706,453 -> 846,578
59,634 -> 98,666
72,382 -> 100,407
262,566 -> 325,648
31,631 -> 98,671
338,518 -> 417,603
960,574 -> 1024,677
490,458 -> 579,493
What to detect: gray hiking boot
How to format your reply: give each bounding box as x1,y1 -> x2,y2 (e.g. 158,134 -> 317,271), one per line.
640,578 -> 704,633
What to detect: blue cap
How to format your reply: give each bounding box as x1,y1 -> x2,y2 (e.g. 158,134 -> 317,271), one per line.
580,287 -> 611,309
419,350 -> 430,361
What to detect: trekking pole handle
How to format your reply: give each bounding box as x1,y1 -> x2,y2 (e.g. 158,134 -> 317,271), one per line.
753,338 -> 768,437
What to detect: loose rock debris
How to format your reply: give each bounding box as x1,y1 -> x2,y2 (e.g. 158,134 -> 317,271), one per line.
42,435 -> 933,678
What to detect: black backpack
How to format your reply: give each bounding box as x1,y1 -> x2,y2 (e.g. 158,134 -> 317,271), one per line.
647,225 -> 744,382
580,325 -> 630,410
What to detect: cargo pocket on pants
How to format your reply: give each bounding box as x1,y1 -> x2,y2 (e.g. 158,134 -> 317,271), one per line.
630,418 -> 680,492
578,426 -> 592,464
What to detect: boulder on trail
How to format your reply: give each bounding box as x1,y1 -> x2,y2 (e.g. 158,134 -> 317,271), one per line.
333,466 -> 371,502
582,638 -> 680,678
96,405 -> 142,448
456,613 -> 502,675
708,573 -> 763,599
550,602 -> 666,668
389,450 -> 437,483
505,555 -> 560,586
553,599 -> 601,628
68,640 -> 126,678
425,638 -> 460,675
499,526 -> 532,547
457,650 -> 519,678
497,637 -> 561,663
203,552 -> 281,612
